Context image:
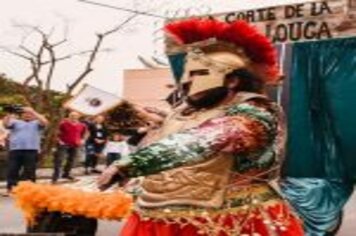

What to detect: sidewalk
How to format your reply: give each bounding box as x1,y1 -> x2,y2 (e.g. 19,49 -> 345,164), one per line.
0,165 -> 105,195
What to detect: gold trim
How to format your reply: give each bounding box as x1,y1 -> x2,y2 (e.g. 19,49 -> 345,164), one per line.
138,184 -> 281,220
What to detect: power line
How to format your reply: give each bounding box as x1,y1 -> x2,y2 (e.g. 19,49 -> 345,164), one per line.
78,0 -> 169,19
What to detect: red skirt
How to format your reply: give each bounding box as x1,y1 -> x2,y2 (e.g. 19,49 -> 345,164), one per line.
120,203 -> 304,236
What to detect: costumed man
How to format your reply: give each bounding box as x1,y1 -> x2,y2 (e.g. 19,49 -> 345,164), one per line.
98,18 -> 304,236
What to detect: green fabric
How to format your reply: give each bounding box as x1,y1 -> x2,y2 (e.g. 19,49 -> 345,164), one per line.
283,37 -> 356,180
281,178 -> 353,236
167,53 -> 186,83
281,37 -> 356,236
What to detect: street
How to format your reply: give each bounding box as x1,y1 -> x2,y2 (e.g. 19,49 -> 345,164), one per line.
337,191 -> 356,236
0,197 -> 123,235
1,193 -> 356,235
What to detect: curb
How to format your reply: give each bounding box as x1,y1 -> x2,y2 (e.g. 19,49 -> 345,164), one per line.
0,166 -> 104,190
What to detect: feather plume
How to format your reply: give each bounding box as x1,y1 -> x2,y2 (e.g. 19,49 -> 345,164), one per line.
165,18 -> 279,83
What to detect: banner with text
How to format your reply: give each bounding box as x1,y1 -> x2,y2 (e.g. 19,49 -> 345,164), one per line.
211,0 -> 356,43
166,0 -> 356,47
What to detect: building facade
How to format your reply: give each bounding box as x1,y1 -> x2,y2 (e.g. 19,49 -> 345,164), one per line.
122,68 -> 174,110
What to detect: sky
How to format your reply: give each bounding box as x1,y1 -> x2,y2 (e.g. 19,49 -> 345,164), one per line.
0,0 -> 313,96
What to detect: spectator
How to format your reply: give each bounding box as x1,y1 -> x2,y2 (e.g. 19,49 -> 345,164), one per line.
84,115 -> 108,174
52,111 -> 88,183
3,107 -> 48,193
126,124 -> 150,149
126,106 -> 167,150
103,133 -> 130,166
78,116 -> 93,164
0,119 -> 8,150
126,120 -> 162,151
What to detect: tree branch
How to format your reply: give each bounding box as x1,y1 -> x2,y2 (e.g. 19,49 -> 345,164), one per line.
30,59 -> 43,88
19,45 -> 37,57
40,48 -> 111,65
102,13 -> 139,36
66,13 -> 139,94
44,44 -> 56,90
78,0 -> 168,19
13,23 -> 47,40
17,71 -> 37,107
0,47 -> 32,60
52,39 -> 67,48
41,55 -> 71,65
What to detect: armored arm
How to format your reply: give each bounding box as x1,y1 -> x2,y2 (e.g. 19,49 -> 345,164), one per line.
114,98 -> 280,177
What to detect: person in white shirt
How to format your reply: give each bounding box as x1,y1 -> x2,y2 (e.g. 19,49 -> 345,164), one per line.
103,133 -> 130,166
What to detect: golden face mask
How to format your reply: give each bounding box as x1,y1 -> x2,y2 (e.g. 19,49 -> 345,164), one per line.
182,50 -> 247,96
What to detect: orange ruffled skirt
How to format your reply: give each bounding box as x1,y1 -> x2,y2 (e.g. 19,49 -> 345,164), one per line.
120,203 -> 304,236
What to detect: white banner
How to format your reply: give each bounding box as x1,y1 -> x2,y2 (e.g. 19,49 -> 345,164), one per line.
64,84 -> 122,116
166,0 -> 356,48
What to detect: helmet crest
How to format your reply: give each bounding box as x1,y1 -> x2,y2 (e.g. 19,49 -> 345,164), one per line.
165,18 -> 279,84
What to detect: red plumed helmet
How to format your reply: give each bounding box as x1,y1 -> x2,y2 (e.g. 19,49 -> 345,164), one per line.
165,18 -> 279,84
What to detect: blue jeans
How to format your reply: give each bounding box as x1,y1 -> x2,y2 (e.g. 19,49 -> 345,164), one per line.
84,143 -> 105,169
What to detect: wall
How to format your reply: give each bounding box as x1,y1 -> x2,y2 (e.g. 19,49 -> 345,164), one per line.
122,68 -> 174,110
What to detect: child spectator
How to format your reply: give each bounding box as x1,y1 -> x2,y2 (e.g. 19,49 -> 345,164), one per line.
103,133 -> 130,166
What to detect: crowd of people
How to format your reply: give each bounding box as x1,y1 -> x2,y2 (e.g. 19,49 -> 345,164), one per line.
0,106 -> 165,194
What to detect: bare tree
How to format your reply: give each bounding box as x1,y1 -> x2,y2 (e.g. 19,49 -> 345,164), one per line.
1,14 -> 138,161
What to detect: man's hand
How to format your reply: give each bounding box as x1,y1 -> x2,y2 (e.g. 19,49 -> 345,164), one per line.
76,139 -> 85,146
94,138 -> 105,144
3,113 -> 16,128
96,153 -> 106,159
143,107 -> 167,117
97,165 -> 120,189
137,126 -> 149,134
22,107 -> 35,114
0,137 -> 6,149
58,139 -> 65,145
23,107 -> 49,126
132,104 -> 165,124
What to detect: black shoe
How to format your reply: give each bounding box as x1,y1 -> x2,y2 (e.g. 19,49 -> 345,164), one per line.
90,169 -> 102,174
62,175 -> 76,181
84,169 -> 90,175
1,190 -> 10,197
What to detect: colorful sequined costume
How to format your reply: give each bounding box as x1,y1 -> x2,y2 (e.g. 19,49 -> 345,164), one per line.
115,93 -> 302,236
110,18 -> 304,236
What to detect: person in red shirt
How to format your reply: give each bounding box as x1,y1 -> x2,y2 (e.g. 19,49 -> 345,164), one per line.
52,111 -> 88,183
